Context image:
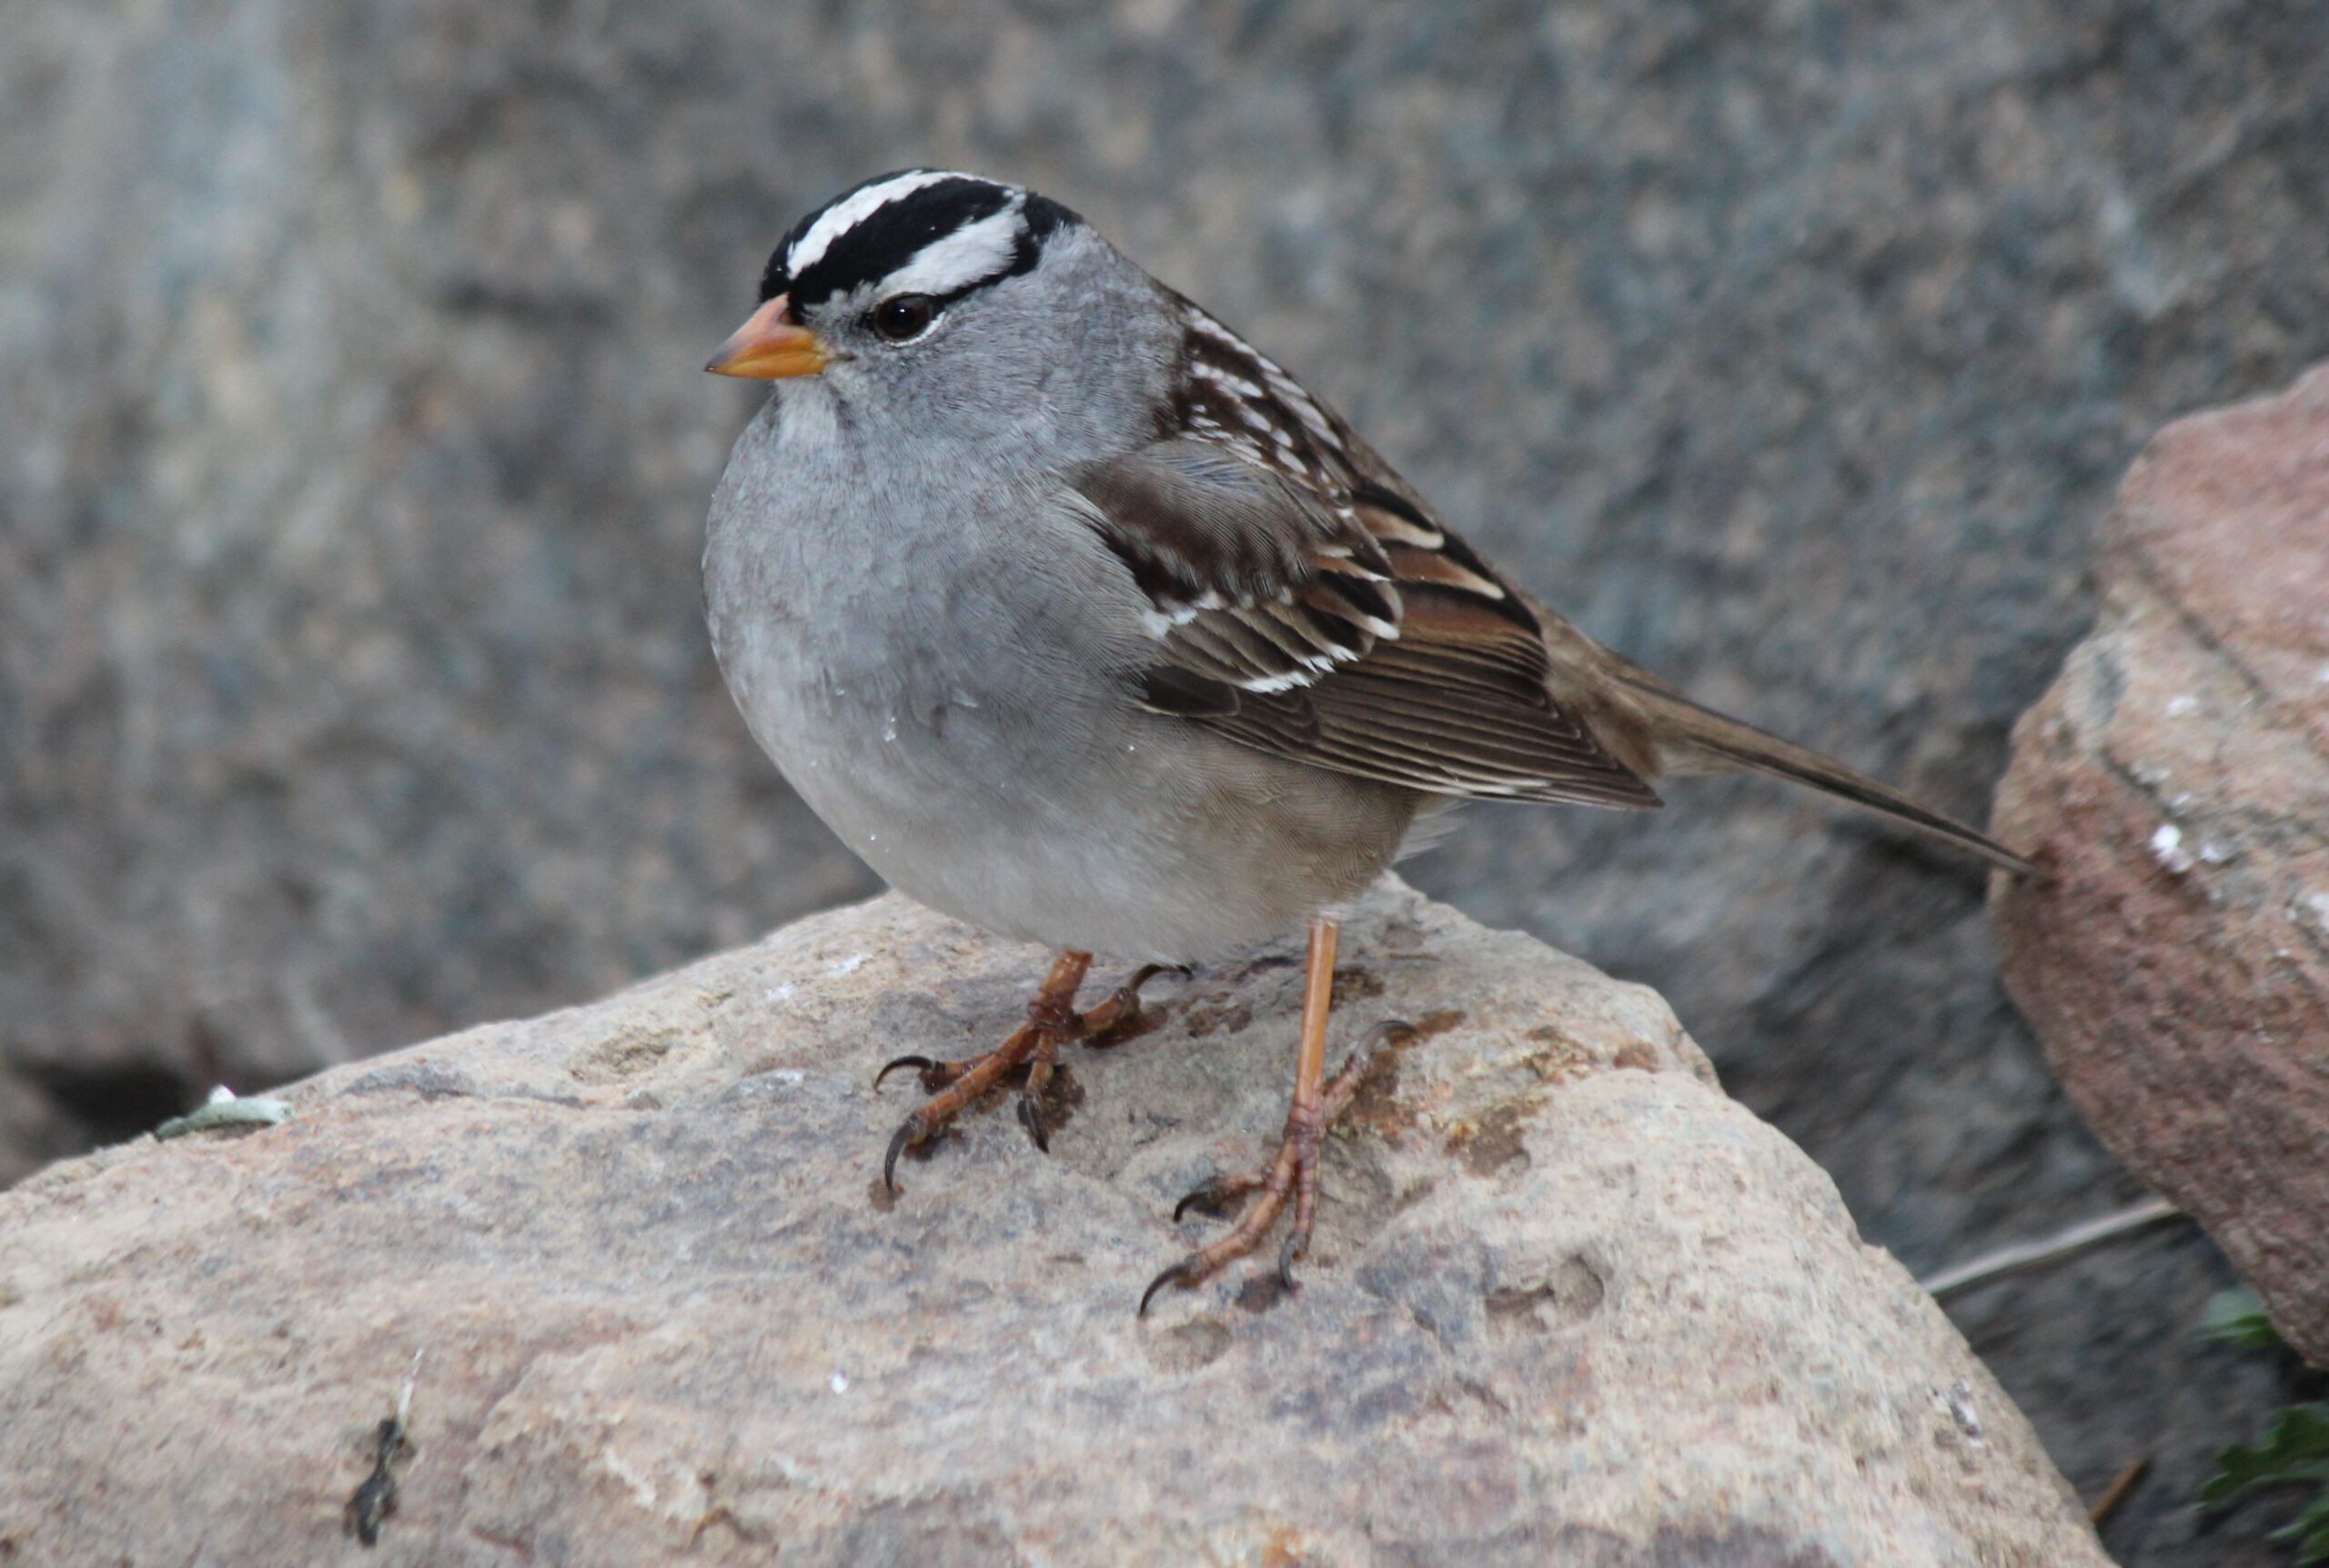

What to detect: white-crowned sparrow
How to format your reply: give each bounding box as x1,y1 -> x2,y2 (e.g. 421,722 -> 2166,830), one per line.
702,170 -> 2033,1311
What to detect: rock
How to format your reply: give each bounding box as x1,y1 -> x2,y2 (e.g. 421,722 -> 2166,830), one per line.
7,3 -> 2327,1555
0,884 -> 2105,1566
1991,365 -> 2329,1365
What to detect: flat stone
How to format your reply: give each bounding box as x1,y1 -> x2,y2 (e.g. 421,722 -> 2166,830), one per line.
0,883 -> 2103,1564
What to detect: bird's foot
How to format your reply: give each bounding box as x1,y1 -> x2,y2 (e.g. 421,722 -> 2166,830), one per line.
874,954 -> 1181,1188
1141,1020 -> 1408,1314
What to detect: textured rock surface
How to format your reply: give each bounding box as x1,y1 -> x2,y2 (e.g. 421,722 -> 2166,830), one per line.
0,886 -> 2105,1567
7,3 -> 2329,1557
1992,365 -> 2329,1364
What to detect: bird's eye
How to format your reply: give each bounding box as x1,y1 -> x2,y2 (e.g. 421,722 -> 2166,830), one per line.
872,294 -> 938,342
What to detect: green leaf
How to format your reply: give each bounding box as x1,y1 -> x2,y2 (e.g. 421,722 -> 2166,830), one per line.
2201,1285 -> 2284,1349
2201,1404 -> 2329,1521
2291,1488 -> 2329,1562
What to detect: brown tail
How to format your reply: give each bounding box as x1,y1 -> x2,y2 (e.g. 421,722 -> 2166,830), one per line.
1618,676 -> 2038,878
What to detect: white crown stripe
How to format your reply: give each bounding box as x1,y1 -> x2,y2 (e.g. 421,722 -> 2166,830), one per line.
784,170 -> 960,276
880,202 -> 1025,298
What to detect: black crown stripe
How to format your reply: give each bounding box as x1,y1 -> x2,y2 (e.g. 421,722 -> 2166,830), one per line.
757,176 -> 1083,312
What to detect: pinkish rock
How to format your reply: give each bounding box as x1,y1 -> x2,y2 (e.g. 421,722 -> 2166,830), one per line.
1993,364 -> 2329,1363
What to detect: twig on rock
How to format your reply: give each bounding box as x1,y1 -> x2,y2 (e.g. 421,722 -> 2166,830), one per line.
2089,1455 -> 2149,1526
1920,1196 -> 2185,1300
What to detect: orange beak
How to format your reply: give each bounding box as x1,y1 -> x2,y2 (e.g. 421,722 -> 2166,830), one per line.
704,295 -> 830,379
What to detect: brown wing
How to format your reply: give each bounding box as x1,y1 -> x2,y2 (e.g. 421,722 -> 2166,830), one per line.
1064,437 -> 1661,809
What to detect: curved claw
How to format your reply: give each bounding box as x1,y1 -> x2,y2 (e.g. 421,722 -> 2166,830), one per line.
1277,1231 -> 1305,1292
1171,1178 -> 1220,1224
882,1118 -> 921,1193
1138,1255 -> 1206,1317
1172,1172 -> 1259,1223
1015,1094 -> 1051,1153
874,1054 -> 938,1090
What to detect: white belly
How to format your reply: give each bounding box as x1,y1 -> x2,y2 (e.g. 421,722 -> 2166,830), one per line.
720,631 -> 1413,962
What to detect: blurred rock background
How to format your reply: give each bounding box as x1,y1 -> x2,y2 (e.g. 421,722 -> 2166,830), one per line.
4,1 -> 2324,1560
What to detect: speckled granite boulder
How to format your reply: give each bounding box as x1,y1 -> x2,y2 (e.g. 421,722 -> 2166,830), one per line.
0,884 -> 2104,1565
1992,364 -> 2329,1364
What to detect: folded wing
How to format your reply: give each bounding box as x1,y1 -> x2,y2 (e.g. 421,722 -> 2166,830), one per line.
1064,438 -> 1661,809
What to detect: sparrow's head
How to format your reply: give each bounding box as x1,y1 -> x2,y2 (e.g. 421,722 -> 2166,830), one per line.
708,171 -> 1173,448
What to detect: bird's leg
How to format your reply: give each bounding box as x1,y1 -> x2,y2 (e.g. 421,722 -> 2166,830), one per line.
1142,917 -> 1392,1313
1012,960 -> 1091,1152
876,954 -> 1184,1190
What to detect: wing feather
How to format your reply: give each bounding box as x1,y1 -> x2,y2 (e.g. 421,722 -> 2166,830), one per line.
1066,434 -> 1659,809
